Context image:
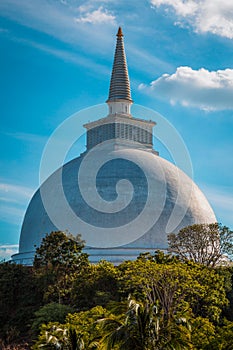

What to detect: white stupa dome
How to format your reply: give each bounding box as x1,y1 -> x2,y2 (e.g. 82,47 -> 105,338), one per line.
12,28 -> 216,265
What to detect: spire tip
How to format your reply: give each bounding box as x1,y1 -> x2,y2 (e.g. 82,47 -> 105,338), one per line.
107,25 -> 132,105
117,27 -> 123,37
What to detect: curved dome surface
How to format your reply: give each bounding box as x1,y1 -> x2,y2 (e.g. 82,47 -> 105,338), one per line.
12,143 -> 216,265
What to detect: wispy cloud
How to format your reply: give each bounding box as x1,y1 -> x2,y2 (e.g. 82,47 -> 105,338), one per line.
0,0 -> 116,53
0,244 -> 19,262
0,0 -> 116,77
1,0 -> 173,79
0,28 -> 9,33
139,67 -> 233,111
0,206 -> 26,224
14,30 -> 171,80
6,131 -> 48,145
208,191 -> 233,212
128,44 -> 174,76
151,0 -> 233,39
0,183 -> 34,199
5,35 -> 110,75
0,182 -> 34,225
200,184 -> 233,227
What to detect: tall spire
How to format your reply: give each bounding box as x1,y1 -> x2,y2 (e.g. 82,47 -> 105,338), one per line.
107,27 -> 133,116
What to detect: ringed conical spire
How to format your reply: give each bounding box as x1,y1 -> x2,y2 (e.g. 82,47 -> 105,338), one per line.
107,27 -> 133,113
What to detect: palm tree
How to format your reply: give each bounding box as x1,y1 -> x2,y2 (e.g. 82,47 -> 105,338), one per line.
98,297 -> 192,350
99,297 -> 159,349
36,324 -> 84,350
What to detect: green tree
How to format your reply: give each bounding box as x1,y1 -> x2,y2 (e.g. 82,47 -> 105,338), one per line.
0,262 -> 42,342
30,256 -> 232,350
32,303 -> 74,334
215,265 -> 233,321
34,231 -> 89,304
137,250 -> 180,264
190,317 -> 215,349
168,223 -> 233,267
209,320 -> 233,350
118,259 -> 228,322
71,260 -> 119,309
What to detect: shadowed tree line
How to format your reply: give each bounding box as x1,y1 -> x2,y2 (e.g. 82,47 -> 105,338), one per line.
0,224 -> 233,349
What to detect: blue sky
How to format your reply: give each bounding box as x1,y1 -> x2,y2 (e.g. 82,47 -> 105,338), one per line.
0,0 -> 233,261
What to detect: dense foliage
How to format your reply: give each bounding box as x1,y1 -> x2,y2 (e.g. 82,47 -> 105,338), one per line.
0,230 -> 233,349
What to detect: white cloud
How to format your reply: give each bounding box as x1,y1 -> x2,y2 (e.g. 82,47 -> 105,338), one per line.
0,244 -> 19,262
139,66 -> 233,110
75,6 -> 115,24
151,0 -> 233,39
